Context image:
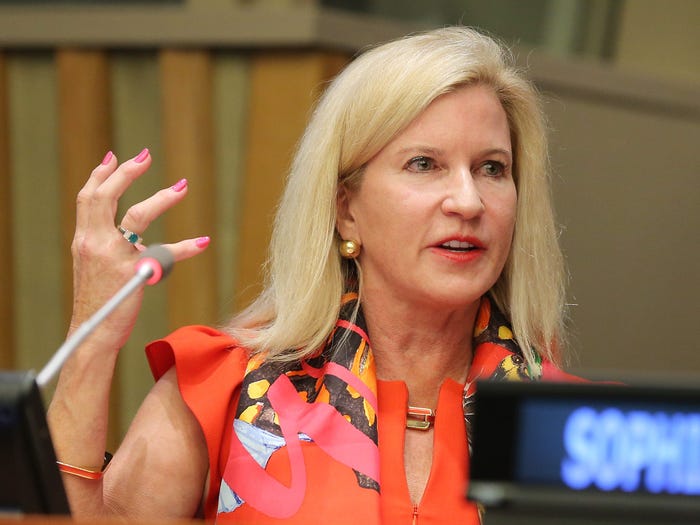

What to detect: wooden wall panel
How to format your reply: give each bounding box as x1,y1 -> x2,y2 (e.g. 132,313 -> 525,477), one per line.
212,54 -> 250,320
160,50 -> 218,329
0,52 -> 13,369
56,50 -> 112,318
236,51 -> 349,310
7,54 -> 63,373
111,51 -> 168,436
56,49 -> 119,444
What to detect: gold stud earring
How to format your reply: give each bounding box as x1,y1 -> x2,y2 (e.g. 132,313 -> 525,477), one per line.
339,239 -> 361,259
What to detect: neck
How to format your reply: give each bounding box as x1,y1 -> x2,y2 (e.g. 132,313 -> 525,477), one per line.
360,292 -> 479,408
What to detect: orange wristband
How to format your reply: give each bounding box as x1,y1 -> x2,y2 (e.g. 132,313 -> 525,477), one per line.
56,452 -> 112,480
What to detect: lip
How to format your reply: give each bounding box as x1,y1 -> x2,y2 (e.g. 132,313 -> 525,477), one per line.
430,235 -> 486,263
433,235 -> 485,249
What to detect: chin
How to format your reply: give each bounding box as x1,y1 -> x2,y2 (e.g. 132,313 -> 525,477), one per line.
420,289 -> 486,311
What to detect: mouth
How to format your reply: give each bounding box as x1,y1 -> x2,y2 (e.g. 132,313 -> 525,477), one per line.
438,239 -> 483,252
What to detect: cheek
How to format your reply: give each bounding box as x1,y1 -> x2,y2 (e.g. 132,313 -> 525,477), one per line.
487,186 -> 517,232
354,187 -> 420,237
505,196 -> 518,235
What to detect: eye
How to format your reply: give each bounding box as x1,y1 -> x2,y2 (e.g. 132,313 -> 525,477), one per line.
479,160 -> 507,177
405,156 -> 437,172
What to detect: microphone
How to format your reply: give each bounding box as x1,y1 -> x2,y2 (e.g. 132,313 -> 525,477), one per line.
134,244 -> 175,285
35,244 -> 175,388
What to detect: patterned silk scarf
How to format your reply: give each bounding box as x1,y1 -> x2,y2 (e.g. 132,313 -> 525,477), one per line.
217,293 -> 542,519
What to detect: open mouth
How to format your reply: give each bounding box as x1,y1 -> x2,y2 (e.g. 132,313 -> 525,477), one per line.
440,240 -> 479,252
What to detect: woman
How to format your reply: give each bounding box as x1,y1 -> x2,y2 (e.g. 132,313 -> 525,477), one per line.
48,27 -> 579,523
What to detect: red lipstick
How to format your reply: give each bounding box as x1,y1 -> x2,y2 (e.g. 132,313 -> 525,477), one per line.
430,236 -> 485,263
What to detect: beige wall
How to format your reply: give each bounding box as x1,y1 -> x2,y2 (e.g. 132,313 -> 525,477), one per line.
554,0 -> 700,377
545,89 -> 699,378
616,0 -> 700,84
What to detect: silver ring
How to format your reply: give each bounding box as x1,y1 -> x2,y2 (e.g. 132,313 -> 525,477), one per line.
118,225 -> 143,245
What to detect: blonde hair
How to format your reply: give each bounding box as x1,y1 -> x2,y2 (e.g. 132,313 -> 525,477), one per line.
226,26 -> 567,367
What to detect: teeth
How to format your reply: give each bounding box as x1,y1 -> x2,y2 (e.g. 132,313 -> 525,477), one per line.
442,240 -> 476,249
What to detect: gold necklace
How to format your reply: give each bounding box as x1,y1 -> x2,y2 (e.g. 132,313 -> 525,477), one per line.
406,406 -> 435,430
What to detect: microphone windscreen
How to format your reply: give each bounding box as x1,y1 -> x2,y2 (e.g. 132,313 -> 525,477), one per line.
136,244 -> 175,285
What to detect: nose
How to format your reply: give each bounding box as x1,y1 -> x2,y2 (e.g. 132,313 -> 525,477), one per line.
440,168 -> 485,218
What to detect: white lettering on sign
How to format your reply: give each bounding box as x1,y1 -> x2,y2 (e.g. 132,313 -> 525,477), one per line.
561,407 -> 700,494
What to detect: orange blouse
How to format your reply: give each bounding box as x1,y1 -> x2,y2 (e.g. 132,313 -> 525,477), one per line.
146,296 -> 580,524
146,326 -> 479,524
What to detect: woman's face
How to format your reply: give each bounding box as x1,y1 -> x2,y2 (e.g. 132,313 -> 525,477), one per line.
337,84 -> 517,311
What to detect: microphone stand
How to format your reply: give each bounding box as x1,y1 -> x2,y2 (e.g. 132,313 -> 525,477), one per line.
36,264 -> 153,388
36,244 -> 174,388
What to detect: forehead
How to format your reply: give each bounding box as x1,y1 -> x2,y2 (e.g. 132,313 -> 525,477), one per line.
385,84 -> 511,153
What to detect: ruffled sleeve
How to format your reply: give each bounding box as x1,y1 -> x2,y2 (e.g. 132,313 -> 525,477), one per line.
145,325 -> 249,519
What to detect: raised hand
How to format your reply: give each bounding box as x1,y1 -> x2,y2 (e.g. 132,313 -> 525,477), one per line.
70,148 -> 210,350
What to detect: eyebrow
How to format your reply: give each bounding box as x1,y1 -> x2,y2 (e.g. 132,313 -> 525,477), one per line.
481,148 -> 513,162
395,145 -> 512,161
395,145 -> 446,157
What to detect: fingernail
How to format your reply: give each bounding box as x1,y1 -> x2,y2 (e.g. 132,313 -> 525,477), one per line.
101,151 -> 113,165
171,178 -> 188,192
134,148 -> 150,163
195,236 -> 210,249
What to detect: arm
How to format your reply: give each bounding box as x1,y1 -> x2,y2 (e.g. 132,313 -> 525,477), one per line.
52,367 -> 209,519
46,149 -> 210,517
106,367 -> 209,518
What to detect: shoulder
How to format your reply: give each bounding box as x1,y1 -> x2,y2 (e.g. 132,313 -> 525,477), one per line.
144,325 -> 251,431
146,325 -> 249,381
144,326 -> 253,516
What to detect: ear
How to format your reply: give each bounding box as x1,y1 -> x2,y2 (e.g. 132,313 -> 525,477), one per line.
336,185 -> 360,242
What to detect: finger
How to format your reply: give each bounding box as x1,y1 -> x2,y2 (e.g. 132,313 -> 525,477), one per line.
116,225 -> 145,249
160,236 -> 211,263
88,148 -> 153,229
83,150 -> 118,193
75,151 -> 118,237
119,178 -> 190,236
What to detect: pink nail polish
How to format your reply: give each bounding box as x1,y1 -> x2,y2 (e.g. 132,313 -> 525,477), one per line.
171,178 -> 188,192
134,148 -> 150,163
101,151 -> 113,165
195,236 -> 210,249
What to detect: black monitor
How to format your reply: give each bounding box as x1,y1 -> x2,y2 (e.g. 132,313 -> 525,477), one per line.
0,370 -> 70,515
468,380 -> 700,525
